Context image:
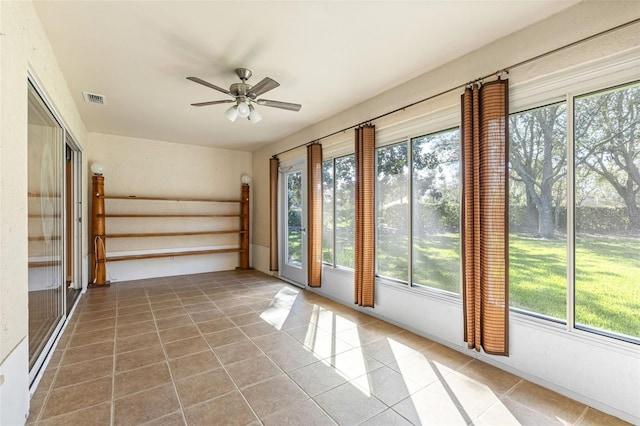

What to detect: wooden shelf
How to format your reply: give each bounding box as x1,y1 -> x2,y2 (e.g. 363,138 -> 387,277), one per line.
102,195 -> 241,203
91,176 -> 251,286
106,248 -> 246,262
104,214 -> 245,218
105,230 -> 247,238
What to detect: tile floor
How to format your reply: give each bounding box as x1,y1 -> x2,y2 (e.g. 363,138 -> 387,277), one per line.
27,270 -> 629,426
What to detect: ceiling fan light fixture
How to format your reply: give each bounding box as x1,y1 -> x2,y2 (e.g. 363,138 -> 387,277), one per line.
224,105 -> 238,122
237,101 -> 250,118
248,105 -> 262,123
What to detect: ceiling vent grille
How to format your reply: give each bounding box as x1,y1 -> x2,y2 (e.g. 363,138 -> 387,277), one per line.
83,92 -> 106,105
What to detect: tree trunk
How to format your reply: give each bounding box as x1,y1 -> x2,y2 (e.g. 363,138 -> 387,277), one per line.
623,194 -> 640,231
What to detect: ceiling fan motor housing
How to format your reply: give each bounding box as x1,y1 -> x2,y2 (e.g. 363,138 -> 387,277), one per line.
230,83 -> 251,97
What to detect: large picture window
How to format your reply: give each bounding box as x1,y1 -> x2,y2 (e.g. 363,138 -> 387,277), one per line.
376,142 -> 409,282
509,102 -> 567,320
322,155 -> 356,269
412,129 -> 461,292
574,81 -> 640,340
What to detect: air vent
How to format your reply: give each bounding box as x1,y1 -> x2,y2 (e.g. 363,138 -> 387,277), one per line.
82,92 -> 106,105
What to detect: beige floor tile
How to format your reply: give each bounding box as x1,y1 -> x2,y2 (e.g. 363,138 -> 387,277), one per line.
38,402 -> 111,426
189,308 -> 226,323
116,345 -> 166,373
158,324 -> 200,344
250,331 -> 300,353
117,303 -> 152,317
116,331 -> 161,354
225,354 -> 284,388
195,317 -> 236,334
41,376 -> 112,420
175,368 -> 236,407
267,345 -> 320,372
184,391 -> 258,426
578,407 -> 631,425
229,312 -> 264,326
239,321 -> 281,338
155,313 -> 193,330
314,381 -> 387,426
53,356 -> 113,388
68,328 -> 115,348
424,370 -> 502,422
168,350 -> 221,379
61,341 -> 114,366
387,351 -> 449,388
325,347 -> 384,381
218,304 -> 255,316
114,361 -> 172,398
392,385 -> 470,426
203,327 -> 250,348
457,359 -> 522,396
288,360 -> 347,396
116,319 -> 157,338
262,398 -> 337,426
117,310 -> 154,326
153,306 -> 187,319
114,383 -> 180,425
213,340 -> 263,365
150,299 -> 183,311
486,397 -> 566,425
142,411 -> 186,426
163,335 -> 211,359
351,365 -> 423,406
73,317 -> 116,334
359,408 -> 413,426
242,375 -> 309,419
183,301 -> 217,313
78,309 -> 117,323
29,272 -> 618,426
419,343 -> 473,371
508,380 -> 587,424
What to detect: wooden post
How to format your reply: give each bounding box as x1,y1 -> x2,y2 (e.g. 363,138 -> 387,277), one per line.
237,183 -> 251,270
91,174 -> 108,286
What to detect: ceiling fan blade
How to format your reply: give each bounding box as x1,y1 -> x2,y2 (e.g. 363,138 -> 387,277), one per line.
256,99 -> 302,112
186,77 -> 231,96
190,100 -> 234,107
249,77 -> 279,98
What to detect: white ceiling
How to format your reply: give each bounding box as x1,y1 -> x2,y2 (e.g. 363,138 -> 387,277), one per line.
33,1 -> 578,152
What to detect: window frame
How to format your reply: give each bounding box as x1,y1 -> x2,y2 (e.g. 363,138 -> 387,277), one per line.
508,48 -> 640,345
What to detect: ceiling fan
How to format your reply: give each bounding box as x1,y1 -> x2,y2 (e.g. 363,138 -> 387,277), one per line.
187,68 -> 302,123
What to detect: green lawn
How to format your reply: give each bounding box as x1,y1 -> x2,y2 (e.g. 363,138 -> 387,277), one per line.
307,230 -> 639,339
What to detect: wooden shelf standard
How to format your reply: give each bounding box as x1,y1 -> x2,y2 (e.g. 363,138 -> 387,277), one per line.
91,174 -> 107,286
90,174 -> 250,286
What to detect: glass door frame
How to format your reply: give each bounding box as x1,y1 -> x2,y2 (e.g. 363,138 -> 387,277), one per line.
279,159 -> 307,287
27,74 -> 83,386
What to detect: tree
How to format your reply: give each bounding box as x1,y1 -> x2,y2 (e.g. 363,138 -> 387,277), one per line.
509,104 -> 567,238
575,84 -> 640,231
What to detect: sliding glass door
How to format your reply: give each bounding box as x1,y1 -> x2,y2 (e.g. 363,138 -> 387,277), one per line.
28,81 -> 66,379
280,161 -> 307,286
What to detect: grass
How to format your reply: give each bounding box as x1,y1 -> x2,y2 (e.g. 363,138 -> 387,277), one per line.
297,230 -> 640,339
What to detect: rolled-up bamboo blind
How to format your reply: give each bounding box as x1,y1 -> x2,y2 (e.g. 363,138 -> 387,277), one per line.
269,157 -> 279,271
307,143 -> 323,287
354,125 -> 376,307
461,79 -> 509,356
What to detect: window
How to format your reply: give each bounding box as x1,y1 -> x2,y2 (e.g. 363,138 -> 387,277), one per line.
574,81 -> 640,340
509,102 -> 567,320
412,128 -> 461,292
322,160 -> 334,264
376,142 -> 409,282
322,155 -> 356,269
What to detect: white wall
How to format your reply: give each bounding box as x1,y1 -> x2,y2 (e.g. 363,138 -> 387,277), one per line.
0,1 -> 88,424
251,2 -> 640,423
85,133 -> 252,282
